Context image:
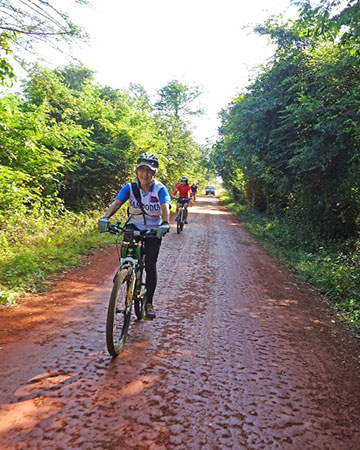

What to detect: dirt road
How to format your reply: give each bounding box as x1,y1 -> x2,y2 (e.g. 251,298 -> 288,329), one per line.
1,196 -> 360,449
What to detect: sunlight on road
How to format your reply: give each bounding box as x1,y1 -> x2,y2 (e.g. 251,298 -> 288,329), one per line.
191,207 -> 230,215
119,376 -> 156,397
0,397 -> 60,434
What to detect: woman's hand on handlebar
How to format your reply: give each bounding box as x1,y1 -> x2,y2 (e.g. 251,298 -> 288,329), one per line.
98,217 -> 109,233
157,221 -> 170,239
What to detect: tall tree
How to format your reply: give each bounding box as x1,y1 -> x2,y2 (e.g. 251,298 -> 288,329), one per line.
154,80 -> 203,122
213,1 -> 360,242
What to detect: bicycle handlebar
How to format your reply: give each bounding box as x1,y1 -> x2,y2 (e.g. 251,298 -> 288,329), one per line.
108,222 -> 158,238
172,196 -> 191,204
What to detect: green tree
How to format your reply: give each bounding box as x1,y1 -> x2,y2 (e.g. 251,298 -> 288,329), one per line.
153,79 -> 206,187
129,82 -> 152,112
213,1 -> 360,243
0,63 -> 210,219
154,80 -> 203,122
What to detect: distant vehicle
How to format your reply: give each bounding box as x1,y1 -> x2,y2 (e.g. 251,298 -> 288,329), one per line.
205,185 -> 215,195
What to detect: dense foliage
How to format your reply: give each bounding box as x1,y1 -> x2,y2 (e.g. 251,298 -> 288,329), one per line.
1,65 -> 208,214
213,0 -> 360,246
0,64 -> 212,302
213,0 -> 360,329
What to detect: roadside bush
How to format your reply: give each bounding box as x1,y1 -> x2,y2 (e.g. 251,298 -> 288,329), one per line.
0,209 -> 125,304
221,193 -> 360,333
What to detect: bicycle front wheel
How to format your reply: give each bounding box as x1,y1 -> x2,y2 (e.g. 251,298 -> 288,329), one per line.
177,209 -> 183,234
106,268 -> 132,356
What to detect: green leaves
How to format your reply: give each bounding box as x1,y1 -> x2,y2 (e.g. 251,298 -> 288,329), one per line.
0,64 -> 211,302
154,80 -> 203,122
0,31 -> 17,85
214,1 -> 360,243
0,63 -> 208,217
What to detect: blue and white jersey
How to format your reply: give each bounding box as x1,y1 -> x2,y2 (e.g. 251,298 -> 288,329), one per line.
115,180 -> 171,230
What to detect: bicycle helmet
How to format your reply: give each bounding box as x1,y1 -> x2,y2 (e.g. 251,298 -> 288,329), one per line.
181,176 -> 188,183
136,152 -> 159,174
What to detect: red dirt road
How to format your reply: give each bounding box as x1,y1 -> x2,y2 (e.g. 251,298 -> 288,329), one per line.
1,196 -> 360,449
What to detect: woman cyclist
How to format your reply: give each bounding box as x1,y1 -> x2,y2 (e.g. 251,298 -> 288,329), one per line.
98,153 -> 171,320
172,176 -> 192,224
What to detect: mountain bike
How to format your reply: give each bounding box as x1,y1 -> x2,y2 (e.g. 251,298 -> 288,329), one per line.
105,223 -> 157,356
174,197 -> 189,234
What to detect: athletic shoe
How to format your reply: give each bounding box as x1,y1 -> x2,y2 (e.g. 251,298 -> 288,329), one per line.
144,303 -> 156,320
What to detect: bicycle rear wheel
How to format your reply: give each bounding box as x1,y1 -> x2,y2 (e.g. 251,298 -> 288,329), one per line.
134,267 -> 146,320
106,268 -> 132,356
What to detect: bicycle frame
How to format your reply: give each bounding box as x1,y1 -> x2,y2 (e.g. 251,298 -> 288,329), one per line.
105,224 -> 155,356
175,198 -> 188,234
118,256 -> 137,305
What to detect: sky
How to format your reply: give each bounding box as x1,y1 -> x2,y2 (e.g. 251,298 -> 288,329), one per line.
50,0 -> 297,144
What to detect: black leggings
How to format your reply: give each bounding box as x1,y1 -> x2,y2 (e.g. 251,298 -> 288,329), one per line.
144,237 -> 161,305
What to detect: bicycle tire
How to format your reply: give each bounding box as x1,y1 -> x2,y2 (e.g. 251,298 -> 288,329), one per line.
106,268 -> 132,356
177,208 -> 183,234
134,267 -> 146,320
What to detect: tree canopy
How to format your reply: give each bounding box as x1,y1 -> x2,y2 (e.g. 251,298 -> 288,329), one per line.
0,64 -> 210,227
154,80 -> 203,122
212,0 -> 360,244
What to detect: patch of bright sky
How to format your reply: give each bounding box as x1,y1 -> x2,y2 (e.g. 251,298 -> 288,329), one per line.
48,0 -> 299,144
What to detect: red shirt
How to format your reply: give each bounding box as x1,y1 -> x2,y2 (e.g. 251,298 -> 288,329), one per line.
172,184 -> 192,198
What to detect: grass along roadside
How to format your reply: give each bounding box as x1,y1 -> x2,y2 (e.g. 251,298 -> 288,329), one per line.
0,210 -> 126,305
220,194 -> 360,334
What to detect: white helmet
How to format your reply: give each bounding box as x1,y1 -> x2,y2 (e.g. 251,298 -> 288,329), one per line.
136,152 -> 159,174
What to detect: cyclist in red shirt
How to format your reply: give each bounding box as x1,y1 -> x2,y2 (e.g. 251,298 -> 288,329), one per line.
172,176 -> 192,223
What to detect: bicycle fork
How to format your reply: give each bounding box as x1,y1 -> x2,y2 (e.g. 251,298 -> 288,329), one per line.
176,207 -> 184,222
121,257 -> 138,309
